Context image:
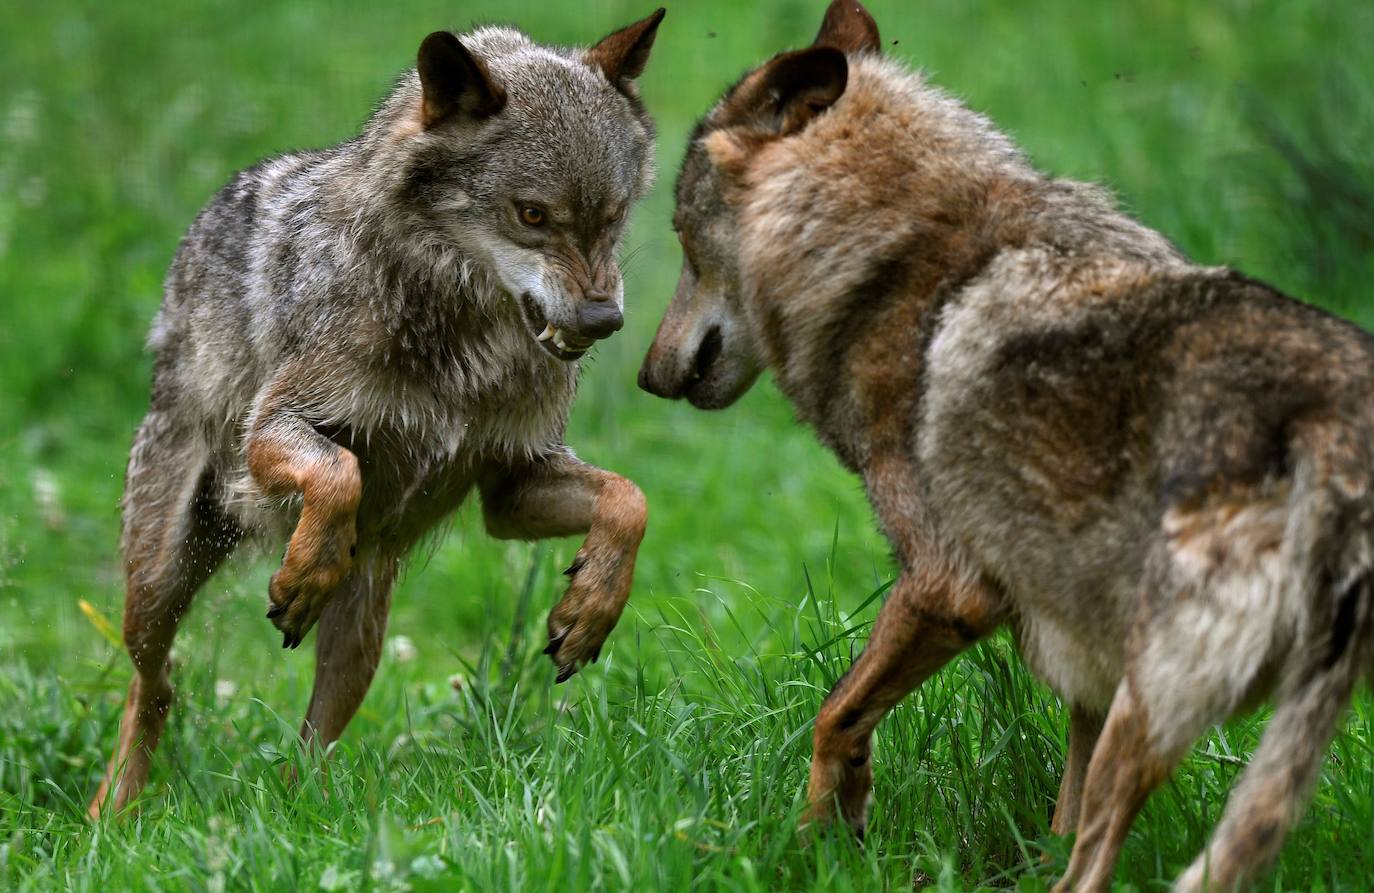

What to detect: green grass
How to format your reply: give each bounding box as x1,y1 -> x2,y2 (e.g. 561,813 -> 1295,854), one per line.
3,0 -> 1374,889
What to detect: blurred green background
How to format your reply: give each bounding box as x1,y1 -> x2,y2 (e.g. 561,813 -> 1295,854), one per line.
2,1 -> 1373,890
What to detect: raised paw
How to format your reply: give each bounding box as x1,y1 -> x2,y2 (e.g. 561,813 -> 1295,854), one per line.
267,525 -> 355,649
543,554 -> 626,682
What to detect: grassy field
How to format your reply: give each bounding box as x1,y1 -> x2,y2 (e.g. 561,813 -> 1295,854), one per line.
3,0 -> 1374,889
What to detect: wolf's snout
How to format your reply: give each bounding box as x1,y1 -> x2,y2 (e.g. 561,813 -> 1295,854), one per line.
637,343 -> 688,399
637,357 -> 673,398
575,300 -> 624,340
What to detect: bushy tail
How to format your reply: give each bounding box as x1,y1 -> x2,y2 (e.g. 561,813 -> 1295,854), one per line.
1285,419 -> 1374,676
1171,431 -> 1374,892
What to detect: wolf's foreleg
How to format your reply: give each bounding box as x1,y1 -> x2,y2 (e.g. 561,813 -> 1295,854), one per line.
247,403 -> 361,649
805,568 -> 1003,836
481,449 -> 646,682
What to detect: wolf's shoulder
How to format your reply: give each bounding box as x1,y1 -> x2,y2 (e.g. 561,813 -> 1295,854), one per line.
191,147 -> 342,237
171,146 -> 347,289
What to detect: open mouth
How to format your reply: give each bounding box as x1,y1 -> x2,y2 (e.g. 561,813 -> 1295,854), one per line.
521,293 -> 594,361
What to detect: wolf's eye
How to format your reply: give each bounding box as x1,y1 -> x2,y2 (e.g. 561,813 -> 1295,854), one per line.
519,206 -> 546,227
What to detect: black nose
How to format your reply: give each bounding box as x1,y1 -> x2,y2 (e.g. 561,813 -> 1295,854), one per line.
576,300 -> 624,339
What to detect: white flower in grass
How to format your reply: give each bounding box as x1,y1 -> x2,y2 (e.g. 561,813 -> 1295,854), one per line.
31,467 -> 65,528
409,855 -> 445,879
31,468 -> 59,508
370,859 -> 412,891
318,865 -> 359,891
214,679 -> 237,706
386,635 -> 417,663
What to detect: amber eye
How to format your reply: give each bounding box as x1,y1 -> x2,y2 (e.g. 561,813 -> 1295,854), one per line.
519,206 -> 545,227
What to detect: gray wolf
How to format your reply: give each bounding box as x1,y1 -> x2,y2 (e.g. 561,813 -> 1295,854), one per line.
638,2 -> 1374,889
90,9 -> 665,817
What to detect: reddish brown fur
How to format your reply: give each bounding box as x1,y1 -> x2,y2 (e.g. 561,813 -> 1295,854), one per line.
482,454 -> 647,674
640,3 -> 1374,889
248,421 -> 363,648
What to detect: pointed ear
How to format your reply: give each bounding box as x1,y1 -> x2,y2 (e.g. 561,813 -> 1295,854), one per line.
586,8 -> 666,89
722,47 -> 848,137
813,0 -> 881,54
417,31 -> 506,128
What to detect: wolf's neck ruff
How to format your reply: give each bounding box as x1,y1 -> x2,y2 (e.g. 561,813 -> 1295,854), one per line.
728,56 -> 1189,470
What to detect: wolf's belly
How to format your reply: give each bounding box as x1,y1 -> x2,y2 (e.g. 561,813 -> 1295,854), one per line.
920,448 -> 1149,709
1014,612 -> 1125,711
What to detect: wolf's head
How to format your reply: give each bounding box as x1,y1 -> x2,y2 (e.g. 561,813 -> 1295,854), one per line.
383,11 -> 664,361
638,1 -> 878,406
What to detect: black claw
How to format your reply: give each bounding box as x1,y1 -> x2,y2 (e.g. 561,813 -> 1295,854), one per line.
853,826 -> 865,844
590,646 -> 602,664
282,631 -> 292,649
563,557 -> 584,577
555,665 -> 575,683
544,630 -> 567,656
266,603 -> 287,620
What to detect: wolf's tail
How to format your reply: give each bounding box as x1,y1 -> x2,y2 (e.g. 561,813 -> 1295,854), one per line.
1163,420 -> 1374,891
1285,414 -> 1374,676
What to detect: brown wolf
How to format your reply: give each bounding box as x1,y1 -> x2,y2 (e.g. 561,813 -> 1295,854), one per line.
638,2 -> 1374,889
90,10 -> 666,817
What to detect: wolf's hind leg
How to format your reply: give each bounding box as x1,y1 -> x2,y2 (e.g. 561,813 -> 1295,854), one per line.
805,568 -> 1003,836
1051,705 -> 1105,837
89,411 -> 242,818
1059,499 -> 1302,892
247,405 -> 361,649
1053,679 -> 1183,893
1173,647 -> 1363,893
298,559 -> 397,749
480,449 -> 647,682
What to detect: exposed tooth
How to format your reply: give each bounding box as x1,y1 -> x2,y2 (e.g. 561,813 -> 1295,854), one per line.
554,331 -> 569,351
536,324 -> 555,342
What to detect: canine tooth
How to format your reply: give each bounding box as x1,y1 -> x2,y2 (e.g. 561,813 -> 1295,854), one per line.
554,331 -> 569,351
536,324 -> 555,342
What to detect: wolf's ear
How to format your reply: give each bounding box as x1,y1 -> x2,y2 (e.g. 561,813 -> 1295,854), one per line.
813,0 -> 881,55
723,47 -> 848,137
586,8 -> 666,90
417,32 -> 506,127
